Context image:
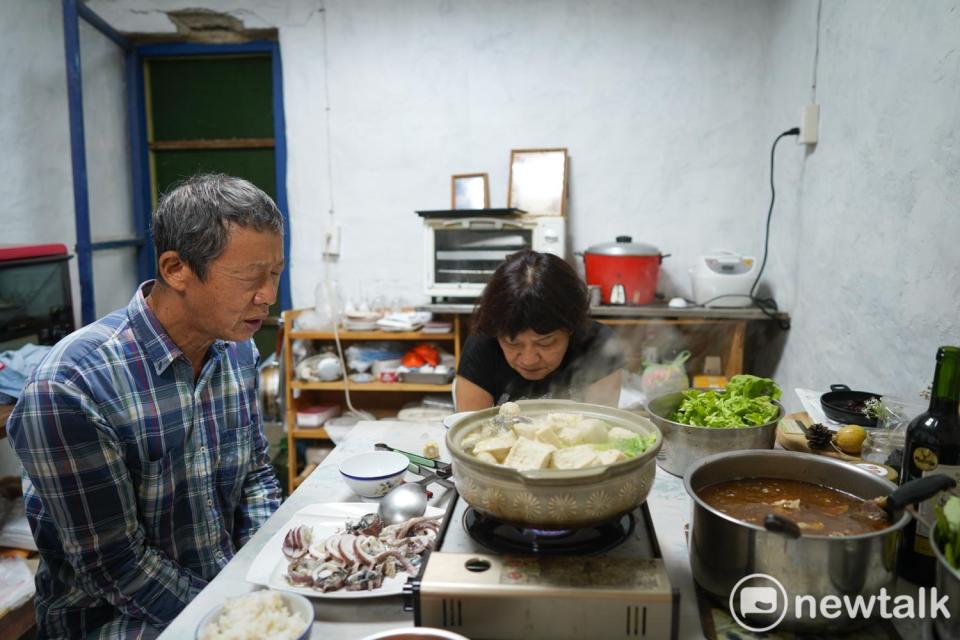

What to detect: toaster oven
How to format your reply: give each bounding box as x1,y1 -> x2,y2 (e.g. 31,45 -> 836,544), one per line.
423,216 -> 566,299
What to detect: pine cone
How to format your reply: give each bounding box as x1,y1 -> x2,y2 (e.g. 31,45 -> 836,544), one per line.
806,423 -> 833,450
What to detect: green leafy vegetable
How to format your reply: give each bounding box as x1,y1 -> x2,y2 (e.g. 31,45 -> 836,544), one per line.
935,496 -> 960,571
614,434 -> 658,458
668,374 -> 782,428
595,434 -> 658,458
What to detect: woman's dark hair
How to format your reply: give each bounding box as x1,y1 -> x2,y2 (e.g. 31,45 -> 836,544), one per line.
472,250 -> 590,341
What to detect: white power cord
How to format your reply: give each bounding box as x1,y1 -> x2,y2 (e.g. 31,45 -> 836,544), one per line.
321,260 -> 375,421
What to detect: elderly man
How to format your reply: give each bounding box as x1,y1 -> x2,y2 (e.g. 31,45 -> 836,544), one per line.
9,174 -> 284,639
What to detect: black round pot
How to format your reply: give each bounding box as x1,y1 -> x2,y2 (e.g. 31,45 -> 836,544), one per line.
819,384 -> 881,427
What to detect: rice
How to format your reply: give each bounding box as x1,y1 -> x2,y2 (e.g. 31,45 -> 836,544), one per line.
198,591 -> 308,640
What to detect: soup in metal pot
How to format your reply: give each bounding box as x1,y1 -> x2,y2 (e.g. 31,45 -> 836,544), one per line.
698,478 -> 889,536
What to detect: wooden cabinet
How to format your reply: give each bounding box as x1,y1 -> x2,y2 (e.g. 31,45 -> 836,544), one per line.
281,309 -> 461,491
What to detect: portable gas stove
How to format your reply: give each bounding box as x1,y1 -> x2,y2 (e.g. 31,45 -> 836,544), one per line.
406,492 -> 679,639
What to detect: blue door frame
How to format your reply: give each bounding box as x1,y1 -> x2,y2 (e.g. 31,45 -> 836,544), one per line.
62,0 -> 293,324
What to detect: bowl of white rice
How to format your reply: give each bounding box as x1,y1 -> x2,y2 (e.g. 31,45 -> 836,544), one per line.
196,590 -> 313,640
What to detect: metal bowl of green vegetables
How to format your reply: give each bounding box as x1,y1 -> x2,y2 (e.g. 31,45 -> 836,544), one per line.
932,496 -> 960,640
645,375 -> 783,477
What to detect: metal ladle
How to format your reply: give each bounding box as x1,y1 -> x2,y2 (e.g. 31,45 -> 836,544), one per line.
378,471 -> 439,525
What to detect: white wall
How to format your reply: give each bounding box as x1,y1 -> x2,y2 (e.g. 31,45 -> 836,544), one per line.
4,0 -> 959,427
762,0 -> 960,409
90,0 -> 781,308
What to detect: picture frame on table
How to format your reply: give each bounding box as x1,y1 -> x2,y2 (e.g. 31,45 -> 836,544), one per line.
507,148 -> 568,216
451,173 -> 489,210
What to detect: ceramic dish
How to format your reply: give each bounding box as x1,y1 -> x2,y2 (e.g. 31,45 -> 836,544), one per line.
195,590 -> 313,640
446,400 -> 661,528
245,503 -> 444,599
338,451 -> 409,498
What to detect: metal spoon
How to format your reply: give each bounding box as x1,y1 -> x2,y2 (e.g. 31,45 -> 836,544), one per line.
378,472 -> 437,525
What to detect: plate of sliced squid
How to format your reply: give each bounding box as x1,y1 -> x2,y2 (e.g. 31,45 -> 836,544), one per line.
246,503 -> 444,599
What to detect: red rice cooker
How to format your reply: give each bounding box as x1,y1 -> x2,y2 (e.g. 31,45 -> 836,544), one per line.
583,236 -> 667,305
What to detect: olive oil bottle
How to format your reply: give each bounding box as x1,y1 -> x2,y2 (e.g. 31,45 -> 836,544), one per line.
898,346 -> 960,586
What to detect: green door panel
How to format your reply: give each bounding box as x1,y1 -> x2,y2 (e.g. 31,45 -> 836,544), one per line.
149,56 -> 273,140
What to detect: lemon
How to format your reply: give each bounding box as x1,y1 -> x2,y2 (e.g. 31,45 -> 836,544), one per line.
836,425 -> 867,455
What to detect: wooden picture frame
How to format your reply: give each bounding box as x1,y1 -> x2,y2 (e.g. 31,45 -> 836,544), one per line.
507,148 -> 568,216
451,173 -> 489,210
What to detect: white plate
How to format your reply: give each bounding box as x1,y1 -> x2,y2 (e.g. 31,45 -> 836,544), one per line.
442,411 -> 475,429
246,502 -> 443,599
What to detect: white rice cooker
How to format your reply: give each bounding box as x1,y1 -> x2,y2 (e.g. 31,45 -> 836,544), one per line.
689,251 -> 757,307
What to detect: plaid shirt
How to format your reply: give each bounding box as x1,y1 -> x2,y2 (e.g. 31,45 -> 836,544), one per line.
8,282 -> 281,639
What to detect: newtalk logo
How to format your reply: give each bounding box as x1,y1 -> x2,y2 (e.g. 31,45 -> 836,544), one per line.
729,573 -> 952,633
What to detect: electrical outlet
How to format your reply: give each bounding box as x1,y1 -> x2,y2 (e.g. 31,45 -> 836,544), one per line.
323,224 -> 341,257
798,104 -> 819,145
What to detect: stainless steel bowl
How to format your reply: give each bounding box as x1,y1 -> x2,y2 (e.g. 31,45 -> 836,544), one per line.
646,390 -> 781,477
932,532 -> 960,640
446,399 -> 662,529
685,450 -> 908,633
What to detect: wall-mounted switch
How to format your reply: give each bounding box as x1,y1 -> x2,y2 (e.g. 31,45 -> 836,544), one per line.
798,104 -> 819,145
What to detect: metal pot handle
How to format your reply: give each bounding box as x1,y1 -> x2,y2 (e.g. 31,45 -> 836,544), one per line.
763,513 -> 803,539
885,474 -> 957,513
658,253 -> 672,265
829,384 -> 852,392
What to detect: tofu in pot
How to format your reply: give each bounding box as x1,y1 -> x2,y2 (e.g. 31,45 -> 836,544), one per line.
551,444 -> 600,470
475,451 -> 499,464
461,431 -> 484,452
579,418 -> 611,444
473,431 -> 518,462
557,426 -> 585,447
547,413 -> 581,429
607,426 -> 638,442
512,421 -> 539,440
534,424 -> 565,449
597,448 -> 629,466
503,437 -> 556,470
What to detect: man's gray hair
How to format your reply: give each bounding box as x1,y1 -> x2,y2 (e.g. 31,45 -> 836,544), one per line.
152,173 -> 284,282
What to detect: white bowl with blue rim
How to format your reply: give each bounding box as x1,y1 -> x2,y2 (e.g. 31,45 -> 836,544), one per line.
195,590 -> 313,640
338,450 -> 409,498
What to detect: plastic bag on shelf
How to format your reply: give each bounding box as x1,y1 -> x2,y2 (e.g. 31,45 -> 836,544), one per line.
640,350 -> 691,399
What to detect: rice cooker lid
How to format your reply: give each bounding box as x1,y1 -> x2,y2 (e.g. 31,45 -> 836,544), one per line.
586,236 -> 660,257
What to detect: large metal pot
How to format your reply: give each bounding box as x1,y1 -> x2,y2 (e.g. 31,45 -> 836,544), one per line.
686,450 -> 908,633
932,529 -> 960,640
445,400 -> 661,529
257,323 -> 284,423
646,390 -> 781,477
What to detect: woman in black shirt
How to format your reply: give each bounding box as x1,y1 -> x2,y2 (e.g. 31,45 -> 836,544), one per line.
456,250 -> 624,410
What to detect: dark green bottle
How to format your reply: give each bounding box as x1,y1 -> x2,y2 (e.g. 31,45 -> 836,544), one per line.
898,346 -> 960,586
